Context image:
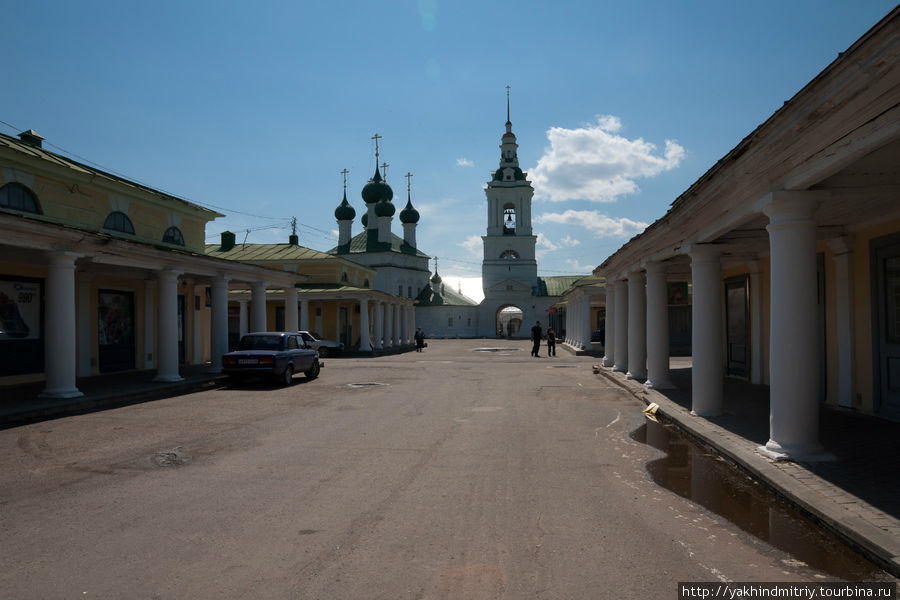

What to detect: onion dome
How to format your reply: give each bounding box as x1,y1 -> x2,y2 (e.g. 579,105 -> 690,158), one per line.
374,198 -> 395,217
361,213 -> 368,227
399,193 -> 419,224
430,271 -> 442,284
334,191 -> 356,221
361,166 -> 394,204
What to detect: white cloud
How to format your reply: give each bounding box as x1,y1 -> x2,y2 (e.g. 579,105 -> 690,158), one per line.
441,275 -> 484,303
565,258 -> 596,273
535,210 -> 649,238
529,115 -> 685,203
459,235 -> 482,257
456,157 -> 474,167
560,235 -> 580,247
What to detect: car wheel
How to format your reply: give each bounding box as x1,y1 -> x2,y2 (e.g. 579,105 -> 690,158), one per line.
317,347 -> 328,358
305,360 -> 320,380
282,364 -> 294,386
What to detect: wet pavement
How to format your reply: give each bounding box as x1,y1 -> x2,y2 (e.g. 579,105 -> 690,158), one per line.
594,355 -> 900,577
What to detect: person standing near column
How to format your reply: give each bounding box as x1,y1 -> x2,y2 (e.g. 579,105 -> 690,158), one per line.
530,321 -> 542,357
546,326 -> 556,357
414,326 -> 426,352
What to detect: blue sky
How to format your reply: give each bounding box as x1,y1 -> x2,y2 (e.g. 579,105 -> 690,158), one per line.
5,1 -> 896,301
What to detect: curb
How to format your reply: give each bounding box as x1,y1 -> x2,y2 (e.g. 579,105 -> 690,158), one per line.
595,366 -> 900,578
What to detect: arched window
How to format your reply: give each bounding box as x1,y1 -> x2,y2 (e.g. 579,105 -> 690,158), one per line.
162,226 -> 185,246
103,211 -> 135,234
500,250 -> 520,260
0,182 -> 41,214
503,205 -> 516,235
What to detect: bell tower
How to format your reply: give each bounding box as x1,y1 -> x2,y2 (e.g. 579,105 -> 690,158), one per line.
482,88 -> 538,298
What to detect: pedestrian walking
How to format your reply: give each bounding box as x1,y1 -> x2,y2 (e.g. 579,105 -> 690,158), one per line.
414,326 -> 426,352
530,321 -> 542,357
546,327 -> 556,357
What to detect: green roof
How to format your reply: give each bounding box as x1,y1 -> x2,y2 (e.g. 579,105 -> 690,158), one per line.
205,242 -> 335,262
415,283 -> 479,307
537,275 -> 604,297
327,230 -> 429,258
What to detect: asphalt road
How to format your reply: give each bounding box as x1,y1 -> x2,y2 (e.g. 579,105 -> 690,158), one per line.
0,340 -> 849,599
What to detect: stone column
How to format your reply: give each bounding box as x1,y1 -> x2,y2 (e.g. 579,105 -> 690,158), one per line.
580,294 -> 592,351
613,278 -> 629,373
300,299 -> 310,331
645,261 -> 673,389
602,281 -> 615,367
392,304 -> 401,347
238,299 -> 249,336
284,285 -> 298,333
144,280 -> 156,369
828,237 -> 854,408
690,245 -> 723,416
407,305 -> 415,345
77,274 -> 92,378
627,270 -> 647,381
373,300 -> 384,350
191,284 -> 203,365
749,265 -> 763,385
209,276 -> 230,373
761,192 -> 826,460
40,252 -> 83,398
250,282 -> 267,332
154,268 -> 184,382
384,303 -> 394,348
358,297 -> 372,352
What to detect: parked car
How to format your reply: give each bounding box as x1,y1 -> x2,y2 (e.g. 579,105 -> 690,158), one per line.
298,330 -> 344,358
222,332 -> 320,386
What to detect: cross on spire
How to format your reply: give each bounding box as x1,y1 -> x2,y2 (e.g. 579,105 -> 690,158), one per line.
340,168 -> 349,190
405,172 -> 413,193
381,161 -> 390,181
371,133 -> 381,160
506,85 -> 511,123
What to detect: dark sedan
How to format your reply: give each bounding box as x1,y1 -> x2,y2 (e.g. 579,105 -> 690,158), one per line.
222,332 -> 320,386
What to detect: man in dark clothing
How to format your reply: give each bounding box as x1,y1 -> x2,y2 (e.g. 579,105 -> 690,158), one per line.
414,327 -> 426,352
546,327 -> 556,357
530,321 -> 542,357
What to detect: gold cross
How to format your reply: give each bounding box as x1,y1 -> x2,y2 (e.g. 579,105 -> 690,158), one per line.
405,172 -> 413,192
340,168 -> 349,190
371,133 -> 381,159
381,161 -> 390,180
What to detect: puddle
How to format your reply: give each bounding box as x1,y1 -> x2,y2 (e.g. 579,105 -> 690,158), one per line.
632,418 -> 889,580
348,382 -> 388,389
546,365 -> 576,368
472,348 -> 521,353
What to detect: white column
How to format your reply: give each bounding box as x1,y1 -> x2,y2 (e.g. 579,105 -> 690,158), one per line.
828,237 -> 854,408
40,252 -> 83,398
749,265 -> 763,385
392,303 -> 401,347
314,301 -> 323,335
627,270 -> 647,381
645,261 -> 673,389
359,298 -> 372,352
238,300 -> 249,336
154,268 -> 184,382
250,281 -> 267,332
77,274 -> 92,378
191,285 -> 203,365
373,300 -> 384,350
407,305 -> 415,345
602,282 -> 615,367
580,294 -> 592,351
613,278 -> 629,373
284,285 -> 298,332
572,296 -> 582,348
761,192 -> 826,460
300,299 -> 310,331
690,245 -> 723,416
144,280 -> 156,369
384,303 -> 394,348
209,276 -> 230,373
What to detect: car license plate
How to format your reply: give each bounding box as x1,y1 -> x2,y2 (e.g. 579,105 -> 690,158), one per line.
238,359 -> 257,365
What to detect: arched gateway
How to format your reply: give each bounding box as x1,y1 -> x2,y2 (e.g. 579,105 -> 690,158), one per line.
495,305 -> 524,338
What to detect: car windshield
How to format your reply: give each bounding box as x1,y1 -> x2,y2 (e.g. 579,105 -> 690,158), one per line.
238,335 -> 284,351
309,332 -> 323,340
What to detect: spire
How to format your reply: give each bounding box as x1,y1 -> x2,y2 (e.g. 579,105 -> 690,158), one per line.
400,172 -> 420,224
506,85 -> 511,125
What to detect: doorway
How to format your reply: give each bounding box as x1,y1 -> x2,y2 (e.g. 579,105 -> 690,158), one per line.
98,290 -> 136,372
725,277 -> 749,378
496,305 -> 523,338
872,233 -> 900,419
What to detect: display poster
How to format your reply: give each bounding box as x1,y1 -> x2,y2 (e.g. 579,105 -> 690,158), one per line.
98,291 -> 134,346
667,282 -> 689,306
0,279 -> 41,340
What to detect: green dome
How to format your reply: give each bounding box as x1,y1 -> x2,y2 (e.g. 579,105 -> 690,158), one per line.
374,198 -> 395,217
334,191 -> 356,221
361,213 -> 368,227
430,271 -> 442,284
361,166 -> 393,204
399,195 -> 419,224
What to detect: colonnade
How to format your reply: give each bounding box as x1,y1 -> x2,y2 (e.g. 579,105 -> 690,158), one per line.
600,191 -> 829,461
563,292 -> 595,350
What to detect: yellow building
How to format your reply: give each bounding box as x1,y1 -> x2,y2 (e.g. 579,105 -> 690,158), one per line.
0,129 -> 304,397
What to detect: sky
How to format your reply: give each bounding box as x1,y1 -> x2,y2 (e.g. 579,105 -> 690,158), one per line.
4,0 -> 896,302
